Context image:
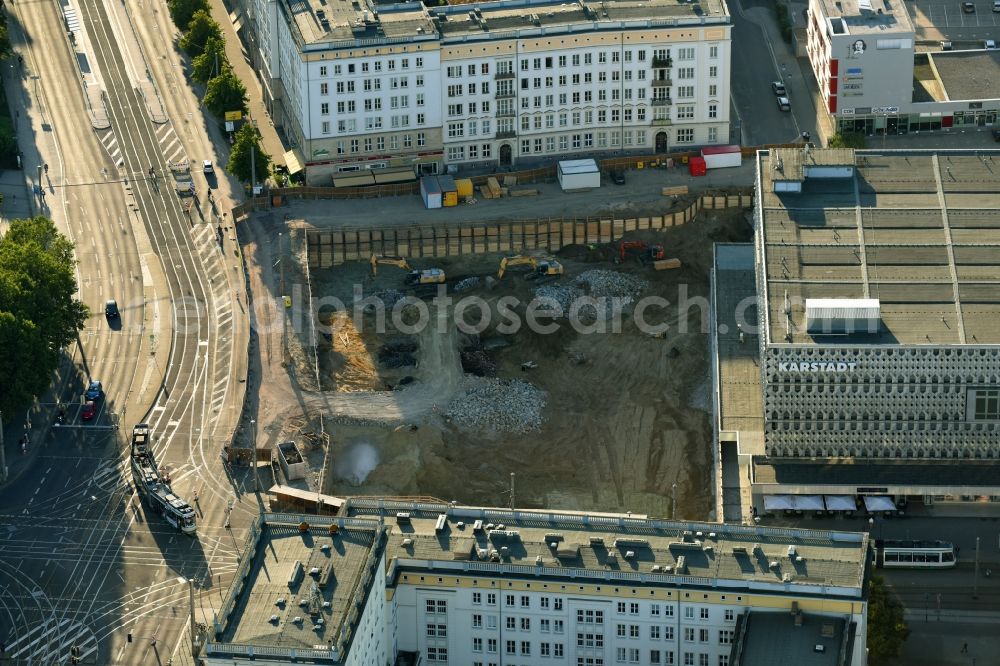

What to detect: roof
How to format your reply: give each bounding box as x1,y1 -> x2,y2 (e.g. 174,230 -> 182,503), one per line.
813,0 -> 914,35
754,458 -> 1000,488
931,50 -> 1000,102
737,612 -> 848,666
756,148 -> 1000,346
344,501 -> 870,596
559,159 -> 599,174
703,145 -> 742,156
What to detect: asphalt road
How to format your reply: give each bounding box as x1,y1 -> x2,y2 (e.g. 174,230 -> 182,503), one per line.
0,0 -> 249,662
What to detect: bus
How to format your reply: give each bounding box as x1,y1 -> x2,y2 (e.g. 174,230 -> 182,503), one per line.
875,540 -> 957,569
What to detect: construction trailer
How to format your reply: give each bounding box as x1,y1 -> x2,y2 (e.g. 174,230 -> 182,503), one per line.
557,159 -> 601,191
437,175 -> 459,207
420,175 -> 443,209
701,145 -> 742,169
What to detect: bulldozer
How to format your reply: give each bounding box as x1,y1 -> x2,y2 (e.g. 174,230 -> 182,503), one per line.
370,254 -> 446,285
497,255 -> 565,280
618,241 -> 665,263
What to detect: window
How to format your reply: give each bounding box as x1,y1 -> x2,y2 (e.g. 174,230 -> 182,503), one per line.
521,618 -> 531,631
320,103 -> 329,115
719,656 -> 729,666
426,647 -> 448,662
677,128 -> 695,143
684,654 -> 694,666
363,137 -> 372,152
629,603 -> 639,615
678,67 -> 695,79
319,66 -> 328,77
665,606 -> 675,619
347,63 -> 355,73
651,650 -> 661,664
473,614 -> 483,628
473,638 -> 483,652
521,139 -> 530,154
664,626 -> 675,640
708,104 -> 717,119
521,641 -> 531,656
684,628 -> 695,642
481,62 -> 489,74
336,140 -> 344,154
709,66 -> 718,78
416,75 -> 424,87
679,47 -> 695,60
541,619 -> 551,632
319,82 -> 328,95
555,644 -> 564,657
708,84 -> 718,97
718,630 -> 734,645
617,648 -> 627,663
468,64 -> 476,76
973,390 -> 1000,420
506,640 -> 517,655
650,626 -> 661,640
417,57 -> 424,67
468,145 -> 477,159
629,624 -> 640,638
724,610 -> 735,622
617,624 -> 626,638
507,617 -> 517,630
426,600 -> 447,614
708,127 -> 718,143
678,106 -> 695,119
488,638 -> 498,653
559,55 -> 567,67
555,619 -> 564,633
488,593 -> 497,605
541,597 -> 550,609
321,121 -> 330,134
699,655 -> 709,666
699,629 -> 708,643
700,608 -> 709,620
546,136 -> 555,151
542,642 -> 551,657
709,45 -> 719,58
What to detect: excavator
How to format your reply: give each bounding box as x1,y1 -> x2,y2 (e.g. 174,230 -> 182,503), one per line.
619,241 -> 665,263
497,255 -> 565,280
369,254 -> 446,285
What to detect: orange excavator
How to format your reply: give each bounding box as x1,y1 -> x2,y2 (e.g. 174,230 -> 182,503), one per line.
619,241 -> 665,263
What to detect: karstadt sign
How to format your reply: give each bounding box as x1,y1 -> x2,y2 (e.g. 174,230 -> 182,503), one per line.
778,361 -> 858,372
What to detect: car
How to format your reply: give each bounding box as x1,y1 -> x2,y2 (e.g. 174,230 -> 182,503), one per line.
962,1 -> 975,12
777,96 -> 791,111
940,41 -> 954,51
994,0 -> 1000,11
85,380 -> 103,401
612,170 -> 626,185
203,160 -> 214,174
81,401 -> 96,421
985,39 -> 998,49
105,299 -> 119,319
993,128 -> 1000,142
771,81 -> 787,96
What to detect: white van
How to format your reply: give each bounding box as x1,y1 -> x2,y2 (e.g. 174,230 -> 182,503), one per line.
994,0 -> 1000,12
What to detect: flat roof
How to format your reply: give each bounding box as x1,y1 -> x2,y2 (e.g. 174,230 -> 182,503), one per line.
814,0 -> 913,35
738,612 -> 847,666
757,149 -> 1000,346
754,458 -> 1000,488
931,50 -> 1000,102
345,502 -> 870,595
217,523 -> 379,652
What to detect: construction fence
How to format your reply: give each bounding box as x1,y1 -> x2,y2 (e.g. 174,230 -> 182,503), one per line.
306,190 -> 753,269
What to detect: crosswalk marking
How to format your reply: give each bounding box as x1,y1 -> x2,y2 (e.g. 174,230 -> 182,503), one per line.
96,129 -> 121,164
154,123 -> 187,164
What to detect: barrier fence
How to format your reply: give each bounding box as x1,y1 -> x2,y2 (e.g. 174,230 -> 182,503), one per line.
305,191 -> 753,269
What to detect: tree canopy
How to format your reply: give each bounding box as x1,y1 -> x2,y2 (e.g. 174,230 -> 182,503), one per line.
180,10 -> 222,58
167,0 -> 209,32
867,575 -> 909,665
828,132 -> 867,149
191,36 -> 228,85
0,216 -> 88,416
227,123 -> 271,184
203,69 -> 248,118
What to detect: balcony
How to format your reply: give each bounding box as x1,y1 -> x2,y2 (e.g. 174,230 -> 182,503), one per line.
496,129 -> 517,139
496,109 -> 516,118
495,71 -> 515,80
651,98 -> 673,107
651,79 -> 673,88
651,118 -> 673,126
495,90 -> 516,99
652,57 -> 673,68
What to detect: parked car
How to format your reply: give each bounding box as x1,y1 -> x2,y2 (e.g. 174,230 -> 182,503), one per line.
771,81 -> 787,96
81,401 -> 96,421
992,128 -> 1000,142
940,41 -> 953,51
203,160 -> 214,174
777,96 -> 791,111
85,380 -> 103,401
612,170 -> 626,185
985,39 -> 998,49
962,1 -> 975,12
994,0 -> 1000,11
105,299 -> 119,319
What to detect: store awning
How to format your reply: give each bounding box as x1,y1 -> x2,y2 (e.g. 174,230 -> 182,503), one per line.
863,495 -> 896,512
763,495 -> 794,511
824,495 -> 856,511
283,149 -> 305,176
792,495 -> 825,511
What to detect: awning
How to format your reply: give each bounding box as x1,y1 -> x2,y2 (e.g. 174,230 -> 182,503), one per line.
763,495 -> 794,511
283,149 -> 305,176
824,495 -> 856,511
863,495 -> 896,512
792,495 -> 825,511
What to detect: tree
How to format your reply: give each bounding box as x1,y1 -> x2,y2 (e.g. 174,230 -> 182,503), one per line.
0,216 -> 88,416
828,132 -> 867,149
180,10 -> 222,58
192,36 -> 228,85
203,69 -> 248,118
0,12 -> 12,56
867,576 -> 909,665
167,0 -> 209,31
227,123 -> 271,185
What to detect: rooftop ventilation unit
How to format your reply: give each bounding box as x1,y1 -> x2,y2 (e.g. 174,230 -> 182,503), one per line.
806,298 -> 881,335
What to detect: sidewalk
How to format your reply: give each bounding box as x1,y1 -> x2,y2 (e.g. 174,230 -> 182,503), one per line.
207,0 -> 286,169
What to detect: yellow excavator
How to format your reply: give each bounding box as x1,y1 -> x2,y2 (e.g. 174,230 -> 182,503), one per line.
497,255 -> 564,280
370,254 -> 446,285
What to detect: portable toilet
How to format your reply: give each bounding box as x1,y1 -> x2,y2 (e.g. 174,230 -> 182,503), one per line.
688,156 -> 707,177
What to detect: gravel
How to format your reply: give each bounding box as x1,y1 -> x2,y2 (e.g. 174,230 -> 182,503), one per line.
574,270 -> 648,300
453,276 -> 481,293
533,283 -> 584,314
445,377 -> 546,433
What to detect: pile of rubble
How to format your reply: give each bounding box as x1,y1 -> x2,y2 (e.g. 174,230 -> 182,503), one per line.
453,276 -> 481,293
534,283 -> 584,314
445,377 -> 546,433
460,350 -> 497,377
574,270 -> 648,301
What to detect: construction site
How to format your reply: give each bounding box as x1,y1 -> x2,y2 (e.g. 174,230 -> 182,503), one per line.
239,183 -> 752,521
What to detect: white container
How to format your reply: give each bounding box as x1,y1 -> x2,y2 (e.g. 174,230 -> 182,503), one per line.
701,145 -> 742,169
420,176 -> 443,209
557,159 -> 600,191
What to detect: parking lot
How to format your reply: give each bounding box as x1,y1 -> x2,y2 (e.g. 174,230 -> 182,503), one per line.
907,0 -> 1000,42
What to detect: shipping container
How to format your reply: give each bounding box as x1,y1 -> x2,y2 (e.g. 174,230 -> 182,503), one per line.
701,145 -> 742,169
332,171 -> 376,188
455,178 -> 474,199
557,159 -> 601,191
420,176 -> 443,209
372,166 -> 417,184
438,175 -> 459,207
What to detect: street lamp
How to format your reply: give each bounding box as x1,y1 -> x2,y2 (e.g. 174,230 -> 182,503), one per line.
671,483 -> 678,520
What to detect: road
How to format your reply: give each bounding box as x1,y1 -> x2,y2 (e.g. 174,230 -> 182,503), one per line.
0,0 -> 250,662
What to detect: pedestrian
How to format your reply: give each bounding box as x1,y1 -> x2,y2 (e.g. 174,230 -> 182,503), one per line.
961,643 -> 968,653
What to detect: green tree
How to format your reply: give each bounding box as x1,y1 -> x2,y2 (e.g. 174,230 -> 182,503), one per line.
0,12 -> 12,56
167,0 -> 209,31
203,69 -> 248,118
180,10 -> 222,58
227,123 -> 271,184
867,575 -> 909,665
0,216 -> 88,416
192,36 -> 228,85
828,132 -> 867,149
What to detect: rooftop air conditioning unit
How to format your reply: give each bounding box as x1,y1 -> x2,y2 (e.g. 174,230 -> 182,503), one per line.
270,614 -> 279,623
536,555 -> 544,565
276,598 -> 286,606
625,550 -> 636,559
769,561 -> 779,569
293,616 -> 303,624
402,538 -> 413,547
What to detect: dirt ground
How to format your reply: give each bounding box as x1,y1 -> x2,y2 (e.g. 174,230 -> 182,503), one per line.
239,204 -> 752,521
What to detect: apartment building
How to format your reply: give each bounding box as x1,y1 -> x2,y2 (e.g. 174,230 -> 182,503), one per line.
202,501 -> 870,665
238,0 -> 732,184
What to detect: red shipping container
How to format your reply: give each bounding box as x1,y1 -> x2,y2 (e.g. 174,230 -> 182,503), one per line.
688,156 -> 707,177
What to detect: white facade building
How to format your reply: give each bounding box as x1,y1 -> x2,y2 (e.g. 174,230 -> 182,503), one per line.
239,0 -> 733,184
203,504 -> 870,666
